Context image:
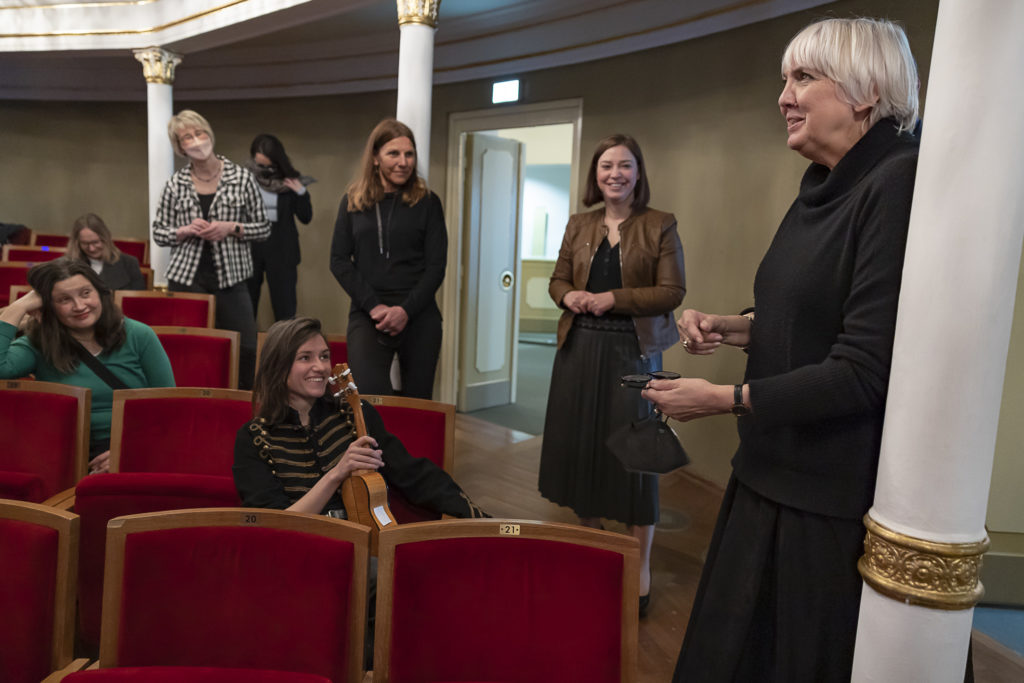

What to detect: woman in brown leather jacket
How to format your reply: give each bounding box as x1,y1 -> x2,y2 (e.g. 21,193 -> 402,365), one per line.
538,134 -> 685,616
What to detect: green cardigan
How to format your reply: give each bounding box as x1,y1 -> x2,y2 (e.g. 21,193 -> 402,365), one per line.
0,317 -> 175,448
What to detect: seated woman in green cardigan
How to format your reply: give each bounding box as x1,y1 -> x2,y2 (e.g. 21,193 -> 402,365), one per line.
0,259 -> 175,473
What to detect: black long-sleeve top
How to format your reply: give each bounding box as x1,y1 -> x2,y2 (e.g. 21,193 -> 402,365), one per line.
734,119 -> 919,519
329,191 -> 447,317
233,396 -> 484,518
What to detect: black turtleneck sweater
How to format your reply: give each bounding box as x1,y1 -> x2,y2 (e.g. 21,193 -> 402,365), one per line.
734,119 -> 920,519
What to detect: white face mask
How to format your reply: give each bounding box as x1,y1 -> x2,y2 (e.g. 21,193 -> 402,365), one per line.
183,138 -> 213,161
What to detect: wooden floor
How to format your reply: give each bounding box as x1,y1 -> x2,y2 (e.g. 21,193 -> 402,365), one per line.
448,413 -> 1024,683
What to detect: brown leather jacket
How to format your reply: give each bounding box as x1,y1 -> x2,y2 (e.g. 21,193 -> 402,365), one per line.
549,207 -> 686,356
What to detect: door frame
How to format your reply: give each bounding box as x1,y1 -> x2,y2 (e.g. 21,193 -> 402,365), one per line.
439,98 -> 583,406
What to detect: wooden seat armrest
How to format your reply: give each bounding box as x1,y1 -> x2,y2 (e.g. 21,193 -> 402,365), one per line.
40,657 -> 91,682
43,487 -> 76,510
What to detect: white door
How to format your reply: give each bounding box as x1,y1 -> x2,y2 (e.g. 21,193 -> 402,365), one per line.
458,133 -> 524,411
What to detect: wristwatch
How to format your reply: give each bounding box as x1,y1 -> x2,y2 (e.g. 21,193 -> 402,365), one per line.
731,384 -> 750,417
233,223 -> 241,235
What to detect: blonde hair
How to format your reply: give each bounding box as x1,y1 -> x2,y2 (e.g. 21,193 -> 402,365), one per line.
167,109 -> 216,157
68,213 -> 122,265
782,17 -> 919,132
346,118 -> 427,212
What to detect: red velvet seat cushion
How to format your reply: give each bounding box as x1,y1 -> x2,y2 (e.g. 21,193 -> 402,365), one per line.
65,666 -> 331,682
117,397 -> 251,475
0,471 -> 46,503
377,405 -> 447,524
0,264 -> 31,307
0,389 -> 81,501
116,526 -> 355,682
112,240 -> 147,266
389,537 -> 624,683
0,518 -> 58,683
75,473 -> 241,648
156,334 -> 232,388
120,298 -> 210,328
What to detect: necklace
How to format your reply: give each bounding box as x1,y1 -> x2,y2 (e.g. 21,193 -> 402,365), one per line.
191,159 -> 223,182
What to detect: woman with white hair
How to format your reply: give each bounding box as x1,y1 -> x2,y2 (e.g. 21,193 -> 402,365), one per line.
641,18 -> 931,681
152,110 -> 270,390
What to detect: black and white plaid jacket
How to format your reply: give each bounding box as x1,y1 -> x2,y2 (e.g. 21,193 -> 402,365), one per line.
152,156 -> 271,288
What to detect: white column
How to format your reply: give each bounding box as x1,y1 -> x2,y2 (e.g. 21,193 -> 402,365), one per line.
132,47 -> 181,288
852,2 -> 1024,681
395,0 -> 440,180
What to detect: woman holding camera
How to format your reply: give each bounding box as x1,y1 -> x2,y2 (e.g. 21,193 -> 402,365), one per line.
538,134 -> 686,616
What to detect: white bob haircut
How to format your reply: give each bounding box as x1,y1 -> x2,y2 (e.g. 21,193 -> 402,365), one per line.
167,109 -> 216,157
782,17 -> 920,132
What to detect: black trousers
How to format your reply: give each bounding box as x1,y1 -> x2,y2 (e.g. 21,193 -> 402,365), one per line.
346,303 -> 442,399
248,244 -> 297,321
169,273 -> 257,391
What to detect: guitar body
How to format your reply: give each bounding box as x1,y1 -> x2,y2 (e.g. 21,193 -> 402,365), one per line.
330,363 -> 397,553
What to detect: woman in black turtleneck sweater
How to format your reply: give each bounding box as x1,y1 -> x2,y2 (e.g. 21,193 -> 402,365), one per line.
643,18 -> 937,683
329,118 -> 447,399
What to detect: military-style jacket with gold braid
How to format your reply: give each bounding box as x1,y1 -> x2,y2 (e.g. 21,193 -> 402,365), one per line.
233,396 -> 486,518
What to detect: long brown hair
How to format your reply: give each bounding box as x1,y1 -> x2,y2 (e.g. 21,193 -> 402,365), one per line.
253,317 -> 330,424
346,118 -> 427,211
68,213 -> 123,265
25,259 -> 126,374
582,133 -> 651,210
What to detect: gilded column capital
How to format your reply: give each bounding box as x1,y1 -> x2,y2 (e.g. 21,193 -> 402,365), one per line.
857,514 -> 990,610
397,0 -> 441,28
132,46 -> 182,85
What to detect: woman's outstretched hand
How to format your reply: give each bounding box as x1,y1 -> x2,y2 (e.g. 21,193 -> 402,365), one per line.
678,310 -> 751,354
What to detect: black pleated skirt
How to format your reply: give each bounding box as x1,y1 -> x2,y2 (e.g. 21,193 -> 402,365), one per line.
538,319 -> 660,526
673,476 -> 866,683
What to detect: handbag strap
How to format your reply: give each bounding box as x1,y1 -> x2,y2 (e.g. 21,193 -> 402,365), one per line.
73,341 -> 130,391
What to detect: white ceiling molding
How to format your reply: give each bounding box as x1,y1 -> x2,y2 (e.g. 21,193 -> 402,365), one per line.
0,0 -> 835,101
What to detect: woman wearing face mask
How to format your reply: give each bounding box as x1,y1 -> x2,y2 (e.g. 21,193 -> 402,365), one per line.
152,110 -> 270,390
67,213 -> 146,291
329,119 -> 447,399
245,134 -> 313,321
0,260 -> 174,474
539,134 -> 686,617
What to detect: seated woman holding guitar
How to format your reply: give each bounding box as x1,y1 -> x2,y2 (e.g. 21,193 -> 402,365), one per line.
233,316 -> 486,520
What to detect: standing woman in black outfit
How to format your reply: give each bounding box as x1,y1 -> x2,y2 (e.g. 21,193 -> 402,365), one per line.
642,18 -> 929,683
330,118 -> 447,399
538,134 -> 686,616
247,134 -> 313,321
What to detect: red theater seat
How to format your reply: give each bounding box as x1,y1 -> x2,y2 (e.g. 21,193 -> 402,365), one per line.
109,387 -> 251,476
115,291 -> 215,328
374,519 -> 639,683
363,395 -> 455,524
0,499 -> 86,683
94,508 -> 369,683
0,380 -> 89,503
151,327 -> 239,389
2,244 -> 67,263
0,262 -> 31,306
64,472 -> 241,652
111,238 -> 149,267
30,233 -> 71,248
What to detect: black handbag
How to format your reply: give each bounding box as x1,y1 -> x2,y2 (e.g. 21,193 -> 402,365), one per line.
605,413 -> 689,474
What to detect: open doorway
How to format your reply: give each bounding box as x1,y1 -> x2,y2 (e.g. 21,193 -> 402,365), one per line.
438,100 -> 582,436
